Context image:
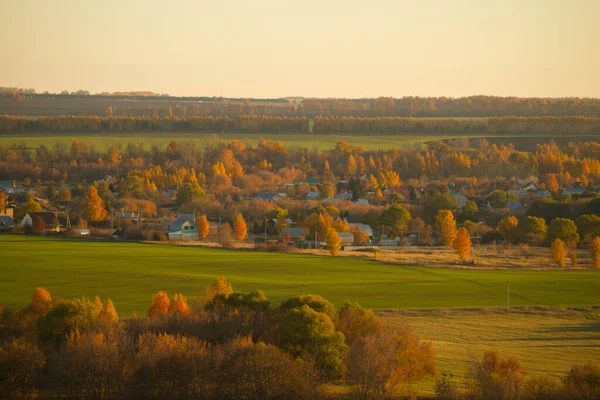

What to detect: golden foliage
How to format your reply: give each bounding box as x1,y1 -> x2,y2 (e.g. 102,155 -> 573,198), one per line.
591,236 -> 600,269
551,238 -> 567,267
436,210 -> 457,246
233,212 -> 248,242
197,214 -> 210,240
30,287 -> 52,314
98,299 -> 119,322
452,227 -> 472,261
148,291 -> 171,317
83,186 -> 108,222
169,293 -> 190,317
326,228 -> 341,255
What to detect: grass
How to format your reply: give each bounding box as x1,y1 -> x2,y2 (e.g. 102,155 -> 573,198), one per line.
383,309 -> 600,395
0,131 -> 461,151
1,236 -> 598,316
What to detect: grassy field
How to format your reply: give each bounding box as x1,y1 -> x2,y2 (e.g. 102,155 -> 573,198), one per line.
0,131 -> 462,151
1,132 -> 596,151
0,236 -> 598,316
383,309 -> 600,395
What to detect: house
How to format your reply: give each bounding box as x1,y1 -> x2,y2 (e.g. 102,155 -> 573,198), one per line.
534,189 -> 552,198
506,201 -> 527,215
337,231 -> 354,246
282,227 -> 306,241
253,192 -> 284,201
305,191 -> 320,200
0,215 -> 15,232
165,214 -> 198,241
522,183 -> 537,192
335,192 -> 353,201
0,181 -> 14,194
321,197 -> 341,204
20,212 -> 61,232
349,223 -> 374,239
353,198 -> 369,205
508,189 -> 528,198
450,192 -> 468,209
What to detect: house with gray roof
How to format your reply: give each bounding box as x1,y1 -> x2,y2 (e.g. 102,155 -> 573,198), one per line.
165,214 -> 198,241
0,215 -> 15,232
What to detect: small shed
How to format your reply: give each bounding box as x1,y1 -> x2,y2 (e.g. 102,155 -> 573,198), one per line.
337,232 -> 354,246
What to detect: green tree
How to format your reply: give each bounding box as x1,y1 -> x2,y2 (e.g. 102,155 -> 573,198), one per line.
488,190 -> 508,208
547,218 -> 579,246
380,204 -> 411,237
175,182 -> 207,205
281,294 -> 337,321
521,216 -> 547,244
424,193 -> 458,222
36,298 -> 99,345
575,214 -> 600,240
497,216 -> 521,244
278,305 -> 348,382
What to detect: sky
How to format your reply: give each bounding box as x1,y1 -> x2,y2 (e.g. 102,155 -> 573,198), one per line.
1,0 -> 598,98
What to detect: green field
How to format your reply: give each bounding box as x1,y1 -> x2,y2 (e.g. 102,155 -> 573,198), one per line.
1,236 -> 598,316
384,310 -> 600,395
0,131 -> 459,151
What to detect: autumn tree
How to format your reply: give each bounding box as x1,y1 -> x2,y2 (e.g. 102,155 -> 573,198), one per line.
148,291 -> 171,317
98,299 -> 118,322
197,214 -> 210,240
169,293 -> 190,316
436,210 -> 457,246
233,212 -> 248,242
83,186 -> 108,222
336,301 -> 382,346
0,338 -> 46,399
30,287 -> 53,314
590,236 -> 600,268
453,227 -> 472,261
347,329 -> 435,399
326,227 -> 341,255
497,216 -> 521,244
551,238 -> 567,267
0,191 -> 7,214
467,350 -> 525,400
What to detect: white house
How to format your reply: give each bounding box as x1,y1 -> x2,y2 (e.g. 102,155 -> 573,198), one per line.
165,214 -> 198,241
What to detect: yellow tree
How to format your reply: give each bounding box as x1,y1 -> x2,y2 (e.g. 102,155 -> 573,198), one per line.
169,293 -> 189,317
326,228 -> 341,255
83,186 -> 108,222
30,287 -> 52,314
233,212 -> 248,242
497,216 -> 519,244
452,227 -> 472,261
197,214 -> 210,240
0,191 -> 7,213
551,238 -> 567,267
590,236 -> 600,268
98,299 -> 118,322
148,291 -> 171,317
436,210 -> 457,246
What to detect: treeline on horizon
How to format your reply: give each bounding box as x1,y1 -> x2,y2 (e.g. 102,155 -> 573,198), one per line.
1,114 -> 600,135
3,89 -> 600,117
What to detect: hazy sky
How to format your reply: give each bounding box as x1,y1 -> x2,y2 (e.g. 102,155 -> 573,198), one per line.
1,0 -> 598,98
